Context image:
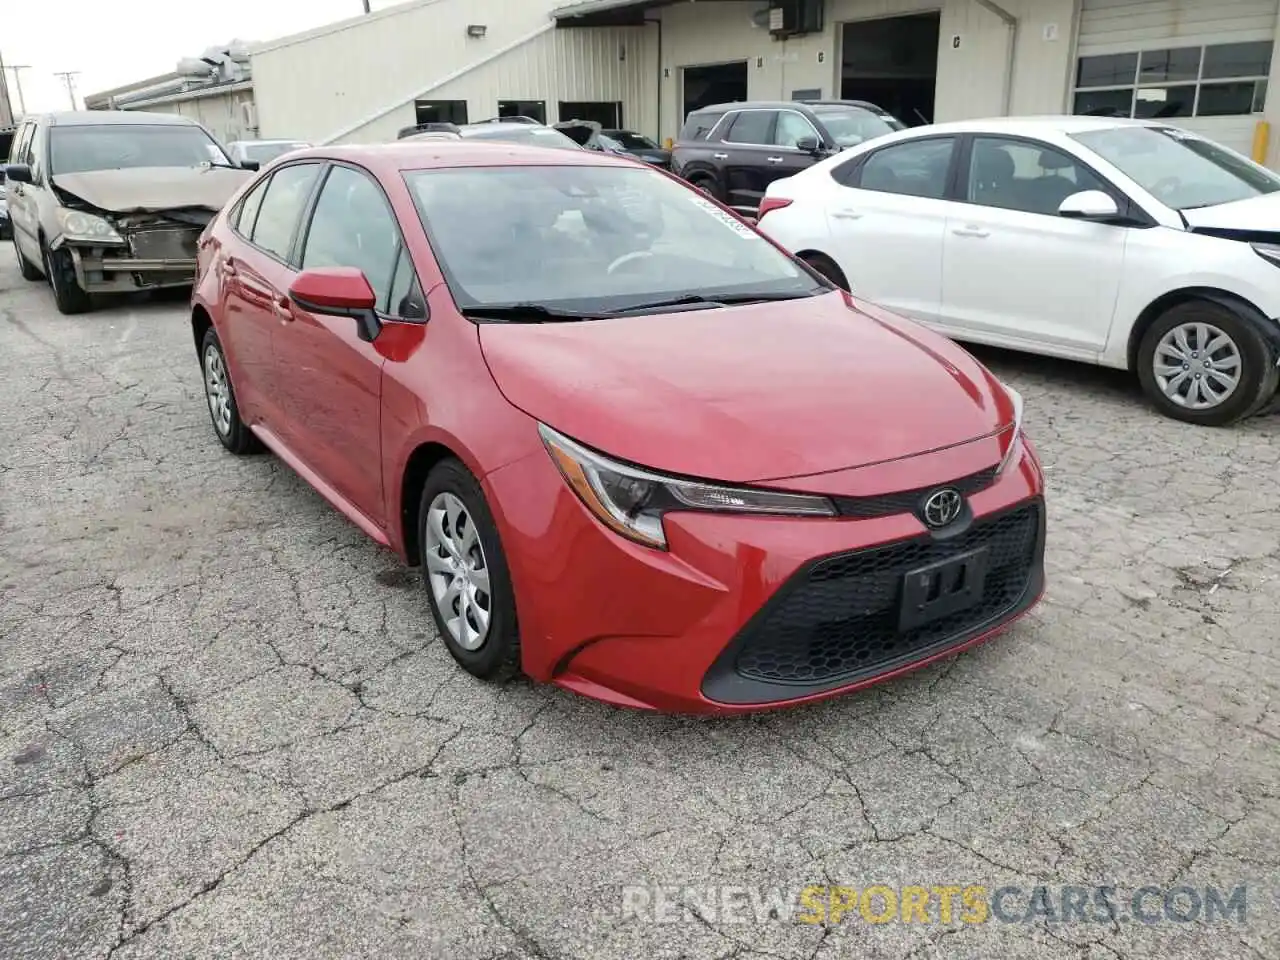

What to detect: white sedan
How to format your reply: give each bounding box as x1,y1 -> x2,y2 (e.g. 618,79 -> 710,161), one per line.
756,116 -> 1280,425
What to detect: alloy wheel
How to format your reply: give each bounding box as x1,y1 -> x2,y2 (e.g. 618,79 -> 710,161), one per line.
424,492 -> 492,651
203,345 -> 233,436
1152,321 -> 1242,410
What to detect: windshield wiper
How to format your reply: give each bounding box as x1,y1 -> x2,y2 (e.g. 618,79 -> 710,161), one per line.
462,303 -> 605,323
609,290 -> 820,315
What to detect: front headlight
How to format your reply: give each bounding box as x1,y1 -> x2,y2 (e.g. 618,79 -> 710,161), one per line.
994,384 -> 1024,475
56,208 -> 124,244
538,424 -> 836,549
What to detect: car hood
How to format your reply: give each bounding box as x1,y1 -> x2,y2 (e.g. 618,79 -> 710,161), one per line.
1180,193 -> 1280,231
478,292 -> 1014,484
51,166 -> 252,214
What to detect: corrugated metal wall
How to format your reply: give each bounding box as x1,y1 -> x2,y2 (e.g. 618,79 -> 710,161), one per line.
1079,0 -> 1279,53
125,88 -> 257,145
251,0 -> 561,143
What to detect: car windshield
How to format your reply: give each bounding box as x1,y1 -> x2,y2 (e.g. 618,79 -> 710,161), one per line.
462,126 -> 583,150
405,164 -> 823,314
607,131 -> 659,150
244,141 -> 308,162
49,125 -> 231,174
1071,125 -> 1280,210
810,105 -> 905,147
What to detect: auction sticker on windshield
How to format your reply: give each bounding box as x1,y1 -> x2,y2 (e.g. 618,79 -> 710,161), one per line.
688,194 -> 760,239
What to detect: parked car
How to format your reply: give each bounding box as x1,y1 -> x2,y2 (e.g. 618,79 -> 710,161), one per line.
401,121 -> 584,151
554,120 -> 671,169
756,116 -> 1280,426
191,141 -> 1045,713
672,99 -> 905,215
600,128 -> 671,168
5,111 -> 254,314
227,139 -> 311,167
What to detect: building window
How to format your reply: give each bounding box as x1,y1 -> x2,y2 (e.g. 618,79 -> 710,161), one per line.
1073,41 -> 1272,119
415,100 -> 468,125
498,100 -> 546,123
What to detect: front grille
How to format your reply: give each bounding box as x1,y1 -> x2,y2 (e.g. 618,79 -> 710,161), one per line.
730,501 -> 1041,686
127,227 -> 199,261
831,466 -> 998,519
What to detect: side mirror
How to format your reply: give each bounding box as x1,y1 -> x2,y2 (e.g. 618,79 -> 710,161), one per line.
1058,189 -> 1119,221
289,267 -> 382,342
795,136 -> 821,155
240,160 -> 260,171
4,164 -> 32,184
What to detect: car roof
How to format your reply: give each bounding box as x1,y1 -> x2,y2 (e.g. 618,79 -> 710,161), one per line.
33,110 -> 201,127
899,115 -> 1168,136
690,100 -> 885,113
287,141 -> 634,173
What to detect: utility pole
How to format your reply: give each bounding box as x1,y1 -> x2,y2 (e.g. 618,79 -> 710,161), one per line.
6,64 -> 31,115
54,70 -> 81,110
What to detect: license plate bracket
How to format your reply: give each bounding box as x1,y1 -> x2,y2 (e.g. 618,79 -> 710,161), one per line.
898,547 -> 989,631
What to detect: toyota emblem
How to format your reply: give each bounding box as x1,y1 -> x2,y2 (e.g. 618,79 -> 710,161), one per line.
922,488 -> 963,528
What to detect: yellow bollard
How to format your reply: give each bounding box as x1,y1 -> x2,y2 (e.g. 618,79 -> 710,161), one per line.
1252,121 -> 1269,164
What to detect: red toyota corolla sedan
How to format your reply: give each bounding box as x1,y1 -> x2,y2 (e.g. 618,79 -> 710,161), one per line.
191,141 -> 1045,714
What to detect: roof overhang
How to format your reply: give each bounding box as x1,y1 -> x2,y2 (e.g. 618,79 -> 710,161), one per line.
554,0 -> 756,28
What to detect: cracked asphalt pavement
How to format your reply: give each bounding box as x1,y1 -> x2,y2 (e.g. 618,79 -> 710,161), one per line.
2,247 -> 1278,960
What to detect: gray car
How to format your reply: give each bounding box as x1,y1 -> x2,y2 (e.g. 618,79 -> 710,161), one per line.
4,111 -> 254,314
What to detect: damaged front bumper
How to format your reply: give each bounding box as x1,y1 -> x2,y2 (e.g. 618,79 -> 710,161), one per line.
54,217 -> 204,293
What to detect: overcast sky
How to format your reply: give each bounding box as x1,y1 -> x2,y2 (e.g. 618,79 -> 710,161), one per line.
3,0 -> 395,114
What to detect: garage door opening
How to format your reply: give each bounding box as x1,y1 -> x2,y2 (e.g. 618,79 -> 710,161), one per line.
841,13 -> 940,126
682,61 -> 748,121
559,101 -> 622,127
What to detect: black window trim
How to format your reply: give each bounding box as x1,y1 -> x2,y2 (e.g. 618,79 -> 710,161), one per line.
229,171 -> 273,242
950,132 -> 1157,228
293,160 -> 429,324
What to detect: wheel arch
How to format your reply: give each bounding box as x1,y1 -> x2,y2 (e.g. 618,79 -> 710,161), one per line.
191,304 -> 213,358
399,440 -> 467,566
1127,287 -> 1278,371
794,249 -> 849,289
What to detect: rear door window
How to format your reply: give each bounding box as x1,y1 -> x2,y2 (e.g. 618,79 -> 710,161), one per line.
724,111 -> 776,145
679,112 -> 723,141
250,162 -> 322,262
855,137 -> 957,199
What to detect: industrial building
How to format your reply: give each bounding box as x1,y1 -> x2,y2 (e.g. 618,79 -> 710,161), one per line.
83,43 -> 257,144
90,0 -> 1280,168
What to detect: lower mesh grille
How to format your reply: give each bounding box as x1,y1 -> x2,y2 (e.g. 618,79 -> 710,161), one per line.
731,501 -> 1041,686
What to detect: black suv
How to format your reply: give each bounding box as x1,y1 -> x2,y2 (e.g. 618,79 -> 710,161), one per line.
671,100 -> 905,214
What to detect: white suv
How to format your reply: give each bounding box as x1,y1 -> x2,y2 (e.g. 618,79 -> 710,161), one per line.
757,116 -> 1280,425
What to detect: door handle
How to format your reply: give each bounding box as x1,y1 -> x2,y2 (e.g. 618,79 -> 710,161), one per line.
766,156 -> 784,163
222,261 -> 238,277
832,208 -> 862,220
274,295 -> 293,321
952,226 -> 990,238
712,152 -> 729,160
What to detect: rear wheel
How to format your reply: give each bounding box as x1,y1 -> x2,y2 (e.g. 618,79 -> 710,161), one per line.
418,460 -> 521,682
42,243 -> 91,315
687,173 -> 722,202
800,252 -> 849,291
14,237 -> 42,281
201,327 -> 262,454
1136,300 -> 1278,426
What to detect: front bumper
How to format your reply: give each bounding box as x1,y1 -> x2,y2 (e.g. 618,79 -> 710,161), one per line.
484,433 -> 1046,715
65,245 -> 196,292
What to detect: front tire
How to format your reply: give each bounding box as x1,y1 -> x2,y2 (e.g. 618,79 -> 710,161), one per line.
1136,301 -> 1278,426
418,460 -> 521,682
42,243 -> 91,315
201,328 -> 261,454
687,173 -> 723,203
